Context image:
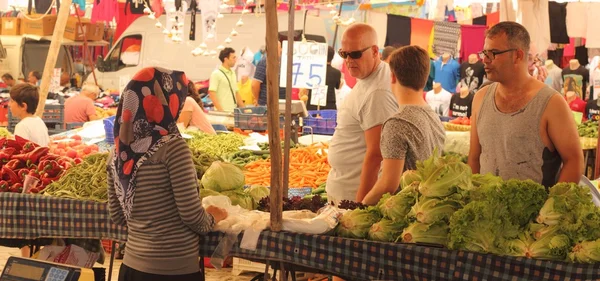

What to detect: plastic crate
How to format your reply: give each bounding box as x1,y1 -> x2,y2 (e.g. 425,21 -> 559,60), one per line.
243,185 -> 313,198
8,104 -> 66,135
303,110 -> 337,135
104,116 -> 116,144
234,106 -> 298,131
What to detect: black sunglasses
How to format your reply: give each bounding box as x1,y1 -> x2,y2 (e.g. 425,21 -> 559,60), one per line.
338,46 -> 372,59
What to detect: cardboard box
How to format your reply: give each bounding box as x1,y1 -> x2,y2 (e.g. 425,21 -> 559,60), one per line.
64,17 -> 89,41
22,15 -> 56,36
1,18 -> 21,36
87,22 -> 105,41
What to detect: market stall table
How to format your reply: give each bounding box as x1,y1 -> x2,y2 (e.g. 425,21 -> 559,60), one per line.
199,231 -> 600,281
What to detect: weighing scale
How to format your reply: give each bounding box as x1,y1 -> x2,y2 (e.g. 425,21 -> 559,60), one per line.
0,257 -> 94,281
278,100 -> 308,144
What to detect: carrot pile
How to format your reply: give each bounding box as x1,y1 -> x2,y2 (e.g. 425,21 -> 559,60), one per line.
244,144 -> 330,188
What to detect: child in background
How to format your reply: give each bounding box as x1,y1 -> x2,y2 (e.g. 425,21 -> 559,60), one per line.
9,84 -> 50,147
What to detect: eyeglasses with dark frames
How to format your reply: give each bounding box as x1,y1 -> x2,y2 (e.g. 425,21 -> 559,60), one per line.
478,49 -> 517,60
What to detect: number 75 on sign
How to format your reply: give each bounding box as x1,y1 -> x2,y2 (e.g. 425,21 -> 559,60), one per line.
280,40 -> 328,89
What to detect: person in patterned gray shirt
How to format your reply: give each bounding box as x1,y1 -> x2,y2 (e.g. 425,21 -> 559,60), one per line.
362,46 -> 446,206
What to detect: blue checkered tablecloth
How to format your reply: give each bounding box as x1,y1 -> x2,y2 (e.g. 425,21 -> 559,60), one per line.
0,193 -> 127,242
200,231 -> 600,281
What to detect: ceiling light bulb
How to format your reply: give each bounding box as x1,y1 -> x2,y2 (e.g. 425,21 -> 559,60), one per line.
143,7 -> 151,13
225,37 -> 232,44
230,30 -> 238,36
177,22 -> 184,27
242,9 -> 250,14
207,33 -> 215,39
217,13 -> 224,18
216,45 -> 225,50
209,50 -> 217,55
200,42 -> 208,48
148,13 -> 156,19
155,22 -> 162,28
163,29 -> 170,34
326,3 -> 334,8
236,19 -> 244,26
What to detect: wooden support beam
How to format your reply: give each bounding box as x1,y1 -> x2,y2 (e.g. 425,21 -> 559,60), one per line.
282,0 -> 295,199
35,0 -> 73,117
266,0 -> 283,232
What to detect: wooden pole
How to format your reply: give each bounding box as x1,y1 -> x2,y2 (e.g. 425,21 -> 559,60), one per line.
74,3 -> 98,86
35,0 -> 73,117
266,0 -> 283,232
282,0 -> 295,199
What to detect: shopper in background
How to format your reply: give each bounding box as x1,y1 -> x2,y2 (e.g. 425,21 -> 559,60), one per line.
237,75 -> 254,106
2,73 -> 16,89
28,71 -> 41,86
469,22 -> 583,188
326,23 -> 397,207
252,41 -> 287,106
362,46 -> 445,206
64,83 -> 100,123
9,83 -> 49,147
108,67 -> 226,281
381,46 -> 396,63
208,47 -> 244,112
178,81 -> 216,134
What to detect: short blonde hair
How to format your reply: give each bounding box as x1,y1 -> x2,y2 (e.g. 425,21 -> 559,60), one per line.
81,83 -> 100,95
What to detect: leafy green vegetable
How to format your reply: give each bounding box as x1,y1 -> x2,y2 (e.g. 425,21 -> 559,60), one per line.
537,183 -> 593,226
504,232 -> 571,261
401,221 -> 449,246
449,201 -> 520,255
201,161 -> 245,192
199,188 -> 222,199
184,131 -> 245,158
408,197 -> 462,224
336,208 -> 382,239
377,191 -> 417,222
245,185 -> 270,203
400,170 -> 421,190
368,219 -> 407,242
221,189 -> 255,210
418,161 -> 472,198
569,239 -> 600,263
487,179 -> 547,227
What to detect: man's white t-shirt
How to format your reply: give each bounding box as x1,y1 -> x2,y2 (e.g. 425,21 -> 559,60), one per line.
425,89 -> 453,117
326,62 -> 398,203
14,116 -> 50,147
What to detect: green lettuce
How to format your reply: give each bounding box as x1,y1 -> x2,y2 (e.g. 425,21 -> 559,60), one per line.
401,221 -> 449,246
418,161 -> 472,198
400,170 -> 421,190
221,190 -> 255,210
487,179 -> 547,227
569,239 -> 600,263
377,191 -> 418,222
336,208 -> 382,239
537,183 -> 594,226
408,197 -> 463,224
368,219 -> 407,242
504,232 -> 571,261
201,161 -> 246,192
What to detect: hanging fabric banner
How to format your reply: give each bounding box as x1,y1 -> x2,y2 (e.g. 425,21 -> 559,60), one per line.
164,0 -> 187,43
199,0 -> 220,43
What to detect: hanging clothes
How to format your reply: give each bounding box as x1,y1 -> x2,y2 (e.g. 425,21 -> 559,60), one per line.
151,0 -> 163,17
486,12 -> 499,28
585,3 -> 600,48
500,0 -> 550,58
548,2 -> 569,44
34,0 -> 52,14
432,21 -> 461,58
125,0 -> 146,14
116,2 -> 144,39
385,15 -> 411,47
471,3 -> 484,18
73,0 -> 86,10
410,18 -> 434,51
575,46 -> 589,67
566,2 -> 588,38
91,0 -> 118,23
460,25 -> 486,64
472,15 -> 487,26
368,10 -> 388,48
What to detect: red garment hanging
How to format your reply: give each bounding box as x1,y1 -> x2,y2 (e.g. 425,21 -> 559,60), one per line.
116,2 -> 143,40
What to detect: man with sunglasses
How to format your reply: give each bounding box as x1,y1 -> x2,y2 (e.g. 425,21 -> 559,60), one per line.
325,23 -> 398,208
468,22 -> 583,188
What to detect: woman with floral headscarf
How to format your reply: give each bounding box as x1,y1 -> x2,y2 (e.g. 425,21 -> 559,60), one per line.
107,67 -> 227,281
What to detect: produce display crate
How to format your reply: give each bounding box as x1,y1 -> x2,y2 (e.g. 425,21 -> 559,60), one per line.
8,104 -> 66,135
104,116 -> 115,144
243,185 -> 313,198
303,110 -> 336,135
234,107 -> 298,132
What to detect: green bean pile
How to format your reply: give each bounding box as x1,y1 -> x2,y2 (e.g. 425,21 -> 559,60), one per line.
190,148 -> 221,179
44,153 -> 108,202
184,131 -> 245,158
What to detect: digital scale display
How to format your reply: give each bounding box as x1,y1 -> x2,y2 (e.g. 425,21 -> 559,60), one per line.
0,257 -> 79,281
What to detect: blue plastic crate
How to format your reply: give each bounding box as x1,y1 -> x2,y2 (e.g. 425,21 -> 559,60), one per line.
243,185 -> 313,198
303,110 -> 337,135
104,116 -> 116,145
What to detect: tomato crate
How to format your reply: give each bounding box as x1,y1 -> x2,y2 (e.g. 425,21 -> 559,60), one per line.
234,106 -> 298,131
303,110 -> 336,135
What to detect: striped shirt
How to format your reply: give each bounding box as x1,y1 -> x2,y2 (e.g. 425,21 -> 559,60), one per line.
107,138 -> 215,275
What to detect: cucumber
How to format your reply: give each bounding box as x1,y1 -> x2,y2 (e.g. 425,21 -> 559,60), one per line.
312,186 -> 326,194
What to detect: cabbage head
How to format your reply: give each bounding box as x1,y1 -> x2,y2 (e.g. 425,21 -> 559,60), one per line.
408,197 -> 462,224
377,191 -> 417,222
245,185 -> 270,202
336,208 -> 382,239
221,190 -> 255,210
199,188 -> 222,199
418,161 -> 472,198
368,219 -> 407,242
401,221 -> 449,246
201,161 -> 245,192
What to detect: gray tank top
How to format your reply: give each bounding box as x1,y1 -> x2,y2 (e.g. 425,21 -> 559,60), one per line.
477,83 -> 562,187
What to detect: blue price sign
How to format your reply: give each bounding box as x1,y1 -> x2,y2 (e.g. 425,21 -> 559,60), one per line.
280,41 -> 328,89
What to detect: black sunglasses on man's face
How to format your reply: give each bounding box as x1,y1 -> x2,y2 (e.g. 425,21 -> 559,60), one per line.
338,46 -> 371,60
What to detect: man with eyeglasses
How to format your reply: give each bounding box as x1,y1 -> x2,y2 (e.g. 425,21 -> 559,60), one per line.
325,23 -> 398,209
468,22 -> 583,188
